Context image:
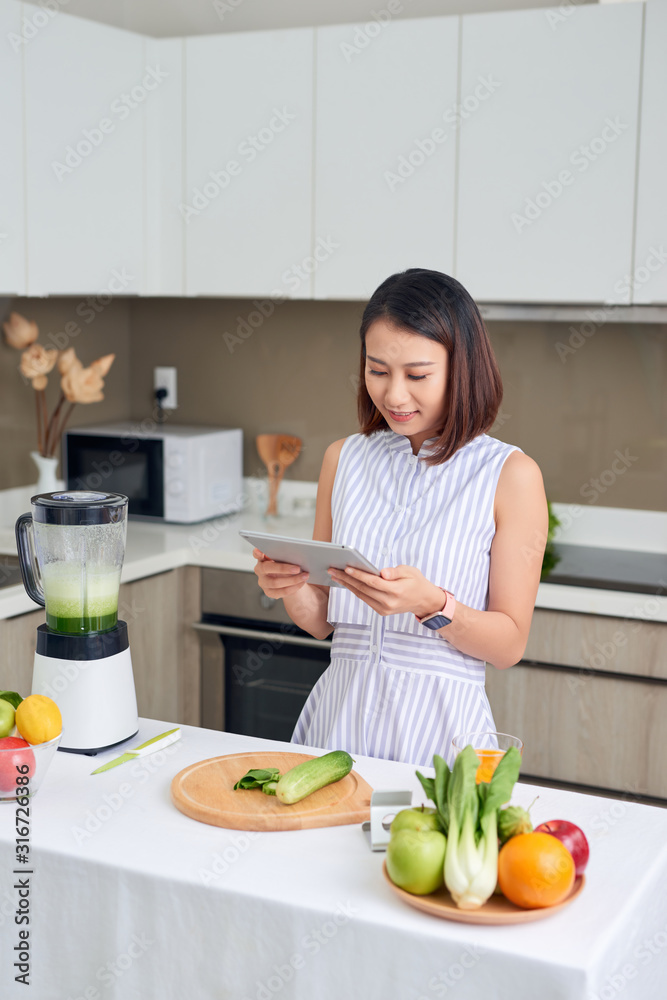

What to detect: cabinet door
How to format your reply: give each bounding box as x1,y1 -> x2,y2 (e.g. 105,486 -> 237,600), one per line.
633,1 -> 667,305
119,568 -> 201,726
0,609 -> 44,698
457,4 -> 643,304
185,29 -> 314,298
314,18 -> 459,301
144,38 -> 184,296
0,0 -> 26,295
24,14 -> 145,295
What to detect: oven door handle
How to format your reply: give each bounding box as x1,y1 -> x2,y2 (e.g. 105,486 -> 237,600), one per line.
192,621 -> 333,651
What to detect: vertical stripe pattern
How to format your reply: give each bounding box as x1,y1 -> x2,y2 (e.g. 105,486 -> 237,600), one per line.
291,430 -> 520,767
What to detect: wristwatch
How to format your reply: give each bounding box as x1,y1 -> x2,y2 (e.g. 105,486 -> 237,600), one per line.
416,589 -> 456,630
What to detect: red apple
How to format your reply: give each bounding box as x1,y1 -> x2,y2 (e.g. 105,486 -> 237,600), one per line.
534,819 -> 590,876
0,736 -> 35,794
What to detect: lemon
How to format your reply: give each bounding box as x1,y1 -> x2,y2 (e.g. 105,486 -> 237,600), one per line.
15,694 -> 62,745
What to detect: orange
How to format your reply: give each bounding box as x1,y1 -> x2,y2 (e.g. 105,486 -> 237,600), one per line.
15,694 -> 62,745
498,832 -> 575,909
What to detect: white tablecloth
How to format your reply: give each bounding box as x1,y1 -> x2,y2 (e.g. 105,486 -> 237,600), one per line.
1,720 -> 666,1000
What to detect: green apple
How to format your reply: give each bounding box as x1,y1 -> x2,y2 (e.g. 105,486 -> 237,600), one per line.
0,699 -> 15,739
390,806 -> 443,835
386,829 -> 447,895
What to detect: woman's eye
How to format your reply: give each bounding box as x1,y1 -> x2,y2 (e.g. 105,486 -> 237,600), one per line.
368,369 -> 386,376
408,375 -> 427,381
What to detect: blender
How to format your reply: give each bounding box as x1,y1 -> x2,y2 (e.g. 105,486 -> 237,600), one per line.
15,491 -> 139,753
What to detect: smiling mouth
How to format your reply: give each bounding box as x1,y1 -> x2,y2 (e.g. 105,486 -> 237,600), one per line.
388,410 -> 417,418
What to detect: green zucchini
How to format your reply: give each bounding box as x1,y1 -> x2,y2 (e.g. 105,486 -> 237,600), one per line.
275,751 -> 354,805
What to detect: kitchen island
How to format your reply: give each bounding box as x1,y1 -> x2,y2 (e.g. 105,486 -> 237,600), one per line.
1,719 -> 666,1000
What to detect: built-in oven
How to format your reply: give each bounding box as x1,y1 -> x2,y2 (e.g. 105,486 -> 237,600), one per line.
194,568 -> 331,743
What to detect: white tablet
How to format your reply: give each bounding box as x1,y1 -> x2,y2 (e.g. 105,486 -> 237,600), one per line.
239,530 -> 381,587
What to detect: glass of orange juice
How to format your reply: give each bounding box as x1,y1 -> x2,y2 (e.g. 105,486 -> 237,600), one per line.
451,732 -> 524,783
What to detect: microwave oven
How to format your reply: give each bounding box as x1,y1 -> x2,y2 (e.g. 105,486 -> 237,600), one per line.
64,423 -> 243,523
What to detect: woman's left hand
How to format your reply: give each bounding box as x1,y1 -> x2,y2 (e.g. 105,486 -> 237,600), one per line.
328,564 -> 445,619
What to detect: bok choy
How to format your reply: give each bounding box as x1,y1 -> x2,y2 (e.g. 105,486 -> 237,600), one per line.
417,745 -> 522,909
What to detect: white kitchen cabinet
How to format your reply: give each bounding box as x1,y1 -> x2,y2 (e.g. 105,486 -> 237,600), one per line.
633,2 -> 667,305
144,38 -> 185,296
456,4 -> 643,304
314,18 -> 459,301
184,29 -> 314,298
0,0 -> 26,295
24,13 -> 146,295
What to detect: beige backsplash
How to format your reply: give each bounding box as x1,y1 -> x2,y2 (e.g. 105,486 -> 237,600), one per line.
1,294 -> 665,510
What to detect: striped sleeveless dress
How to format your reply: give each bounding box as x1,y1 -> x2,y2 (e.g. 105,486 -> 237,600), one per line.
291,429 -> 521,767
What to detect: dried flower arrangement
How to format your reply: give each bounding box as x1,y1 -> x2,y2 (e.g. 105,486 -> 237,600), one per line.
2,311 -> 115,458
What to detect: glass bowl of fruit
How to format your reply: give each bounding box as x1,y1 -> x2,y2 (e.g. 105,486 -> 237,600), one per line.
0,732 -> 62,802
0,692 -> 63,802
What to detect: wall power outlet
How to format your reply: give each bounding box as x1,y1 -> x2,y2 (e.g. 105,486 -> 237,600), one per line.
154,367 -> 178,409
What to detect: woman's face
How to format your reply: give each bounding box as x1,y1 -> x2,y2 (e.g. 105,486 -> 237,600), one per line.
364,319 -> 449,453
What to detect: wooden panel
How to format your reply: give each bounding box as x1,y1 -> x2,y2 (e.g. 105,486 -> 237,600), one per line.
0,608 -> 45,697
525,608 -> 667,680
176,565 -> 201,728
119,566 -> 201,726
171,751 -> 372,831
486,663 -> 667,798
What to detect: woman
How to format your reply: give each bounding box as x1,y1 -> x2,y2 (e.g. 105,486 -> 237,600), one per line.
253,269 -> 547,766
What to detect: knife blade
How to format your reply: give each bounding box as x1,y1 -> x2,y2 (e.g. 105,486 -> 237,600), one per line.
91,727 -> 181,774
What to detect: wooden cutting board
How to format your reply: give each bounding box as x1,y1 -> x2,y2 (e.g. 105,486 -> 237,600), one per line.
170,751 -> 373,831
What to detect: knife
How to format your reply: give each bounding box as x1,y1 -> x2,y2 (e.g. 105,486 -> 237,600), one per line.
91,728 -> 181,774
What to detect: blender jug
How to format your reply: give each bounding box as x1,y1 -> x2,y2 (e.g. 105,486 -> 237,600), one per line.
16,491 -> 128,633
15,491 -> 138,753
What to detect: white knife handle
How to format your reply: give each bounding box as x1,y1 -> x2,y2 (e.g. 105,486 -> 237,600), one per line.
134,729 -> 181,758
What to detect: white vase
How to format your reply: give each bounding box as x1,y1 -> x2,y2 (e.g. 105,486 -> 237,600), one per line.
30,451 -> 60,495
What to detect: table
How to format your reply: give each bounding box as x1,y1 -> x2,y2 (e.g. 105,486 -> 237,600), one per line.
1,720 -> 666,1000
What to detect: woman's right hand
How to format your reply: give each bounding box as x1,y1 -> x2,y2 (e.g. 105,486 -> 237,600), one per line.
253,548 -> 310,599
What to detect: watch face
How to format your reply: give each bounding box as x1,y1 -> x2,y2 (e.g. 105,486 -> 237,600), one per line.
422,614 -> 452,630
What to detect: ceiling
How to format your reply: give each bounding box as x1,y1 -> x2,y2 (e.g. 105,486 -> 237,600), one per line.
18,0 -> 598,38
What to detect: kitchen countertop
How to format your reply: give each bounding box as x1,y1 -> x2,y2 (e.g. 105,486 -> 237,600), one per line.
0,482 -> 665,622
1,718 -> 666,1000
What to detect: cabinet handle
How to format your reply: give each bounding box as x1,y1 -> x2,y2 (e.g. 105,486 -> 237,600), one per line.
192,621 -> 332,651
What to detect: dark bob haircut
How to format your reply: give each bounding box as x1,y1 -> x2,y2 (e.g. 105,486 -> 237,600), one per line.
357,268 -> 503,465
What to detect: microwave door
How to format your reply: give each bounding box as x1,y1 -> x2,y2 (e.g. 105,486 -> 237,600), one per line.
65,434 -> 165,518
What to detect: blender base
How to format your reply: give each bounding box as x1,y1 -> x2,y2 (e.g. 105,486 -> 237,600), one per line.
31,623 -> 139,754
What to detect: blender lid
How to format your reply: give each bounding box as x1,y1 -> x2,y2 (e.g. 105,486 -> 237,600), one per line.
30,491 -> 128,525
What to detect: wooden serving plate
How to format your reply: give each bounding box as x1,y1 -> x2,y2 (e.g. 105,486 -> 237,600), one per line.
382,862 -> 585,924
171,751 -> 372,831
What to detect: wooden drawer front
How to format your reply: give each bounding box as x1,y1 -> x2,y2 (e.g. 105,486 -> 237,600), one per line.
486,664 -> 667,799
525,609 -> 667,680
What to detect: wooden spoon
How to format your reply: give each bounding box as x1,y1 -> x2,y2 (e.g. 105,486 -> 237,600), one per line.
256,434 -> 302,516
